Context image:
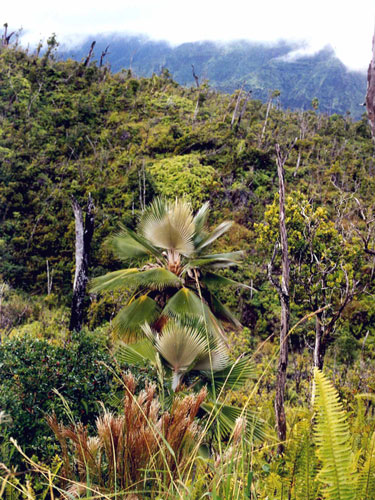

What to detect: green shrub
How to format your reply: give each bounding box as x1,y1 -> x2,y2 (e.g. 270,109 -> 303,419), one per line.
148,154 -> 217,208
0,331 -> 118,465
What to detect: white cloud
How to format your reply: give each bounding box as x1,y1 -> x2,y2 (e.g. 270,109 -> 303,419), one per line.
2,0 -> 374,70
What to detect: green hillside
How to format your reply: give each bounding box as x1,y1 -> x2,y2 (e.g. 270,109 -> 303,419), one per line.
2,40 -> 375,499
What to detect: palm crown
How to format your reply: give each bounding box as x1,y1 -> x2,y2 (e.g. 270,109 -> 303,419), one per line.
91,197 -> 247,341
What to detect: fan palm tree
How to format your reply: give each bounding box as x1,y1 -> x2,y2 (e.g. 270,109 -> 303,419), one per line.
92,198 -> 264,440
91,197 -> 248,341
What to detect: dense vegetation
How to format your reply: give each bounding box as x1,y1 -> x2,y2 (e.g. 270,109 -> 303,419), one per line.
1,38 -> 375,499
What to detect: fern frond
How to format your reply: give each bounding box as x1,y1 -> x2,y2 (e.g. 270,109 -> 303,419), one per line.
289,420 -> 319,500
313,368 -> 355,500
356,432 -> 375,500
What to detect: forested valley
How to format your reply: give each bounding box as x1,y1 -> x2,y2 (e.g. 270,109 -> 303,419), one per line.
1,36 -> 375,499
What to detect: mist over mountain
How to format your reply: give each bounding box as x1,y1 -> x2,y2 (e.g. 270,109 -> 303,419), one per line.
58,34 -> 367,119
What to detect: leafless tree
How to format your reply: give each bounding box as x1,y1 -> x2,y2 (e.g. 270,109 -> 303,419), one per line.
268,142 -> 294,454
366,27 -> 375,139
83,41 -> 96,67
69,194 -> 95,332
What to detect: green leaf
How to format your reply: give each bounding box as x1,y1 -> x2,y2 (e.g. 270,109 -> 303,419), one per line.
313,368 -> 355,500
193,201 -> 210,245
91,268 -> 182,294
163,288 -> 224,340
114,295 -> 160,339
201,401 -> 266,441
139,198 -> 195,255
115,338 -> 156,366
124,227 -> 162,259
201,271 -> 249,290
209,293 -> 242,327
195,221 -> 234,252
143,321 -> 209,374
110,232 -> 151,261
90,268 -> 139,293
204,356 -> 257,392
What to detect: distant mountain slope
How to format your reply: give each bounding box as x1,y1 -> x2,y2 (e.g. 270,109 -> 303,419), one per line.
59,35 -> 367,119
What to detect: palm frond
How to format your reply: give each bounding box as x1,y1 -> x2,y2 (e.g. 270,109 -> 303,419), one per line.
115,338 -> 157,366
201,401 -> 266,441
92,268 -> 181,294
195,221 -> 234,252
313,368 -> 354,500
210,293 -> 242,328
123,226 -> 162,259
113,295 -> 160,340
202,356 -> 256,393
163,287 -> 207,317
199,251 -> 244,261
143,320 -> 209,374
130,268 -> 182,290
90,268 -> 139,293
163,287 -> 225,340
193,346 -> 229,372
186,257 -> 240,269
110,231 -> 151,261
201,271 -> 250,290
139,198 -> 195,255
193,201 -> 210,242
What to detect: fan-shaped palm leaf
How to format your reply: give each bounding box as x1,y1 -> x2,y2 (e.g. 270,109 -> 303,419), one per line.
143,321 -> 208,373
163,287 -> 224,340
90,268 -> 139,293
121,227 -> 162,259
115,338 -> 157,366
201,401 -> 266,441
195,221 -> 234,252
209,293 -> 242,328
193,347 -> 229,372
193,201 -> 210,244
91,268 -> 181,294
110,232 -> 151,261
139,198 -> 195,256
113,295 -> 160,340
202,356 -> 257,393
201,271 -> 249,290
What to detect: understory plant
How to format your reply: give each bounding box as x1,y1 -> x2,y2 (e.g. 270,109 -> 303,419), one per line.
47,372 -> 207,498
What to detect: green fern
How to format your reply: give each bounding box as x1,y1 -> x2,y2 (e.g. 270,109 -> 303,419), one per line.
313,368 -> 355,500
293,422 -> 319,500
355,432 -> 375,500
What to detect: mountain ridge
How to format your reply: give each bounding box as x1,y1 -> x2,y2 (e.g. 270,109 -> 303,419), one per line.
58,34 -> 367,119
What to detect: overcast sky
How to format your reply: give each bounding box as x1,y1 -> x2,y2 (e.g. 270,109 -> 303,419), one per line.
3,0 -> 374,71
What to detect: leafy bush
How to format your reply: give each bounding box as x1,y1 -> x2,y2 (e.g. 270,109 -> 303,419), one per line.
0,331 -> 119,464
148,154 -> 217,207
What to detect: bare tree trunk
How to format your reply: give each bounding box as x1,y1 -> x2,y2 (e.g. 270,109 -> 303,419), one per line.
83,41 -> 96,67
366,27 -> 375,139
268,143 -> 294,454
313,313 -> 324,370
69,194 -> 95,332
259,97 -> 273,146
191,65 -> 200,88
235,90 -> 252,130
100,45 -> 110,68
46,259 -> 53,295
231,88 -> 243,129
